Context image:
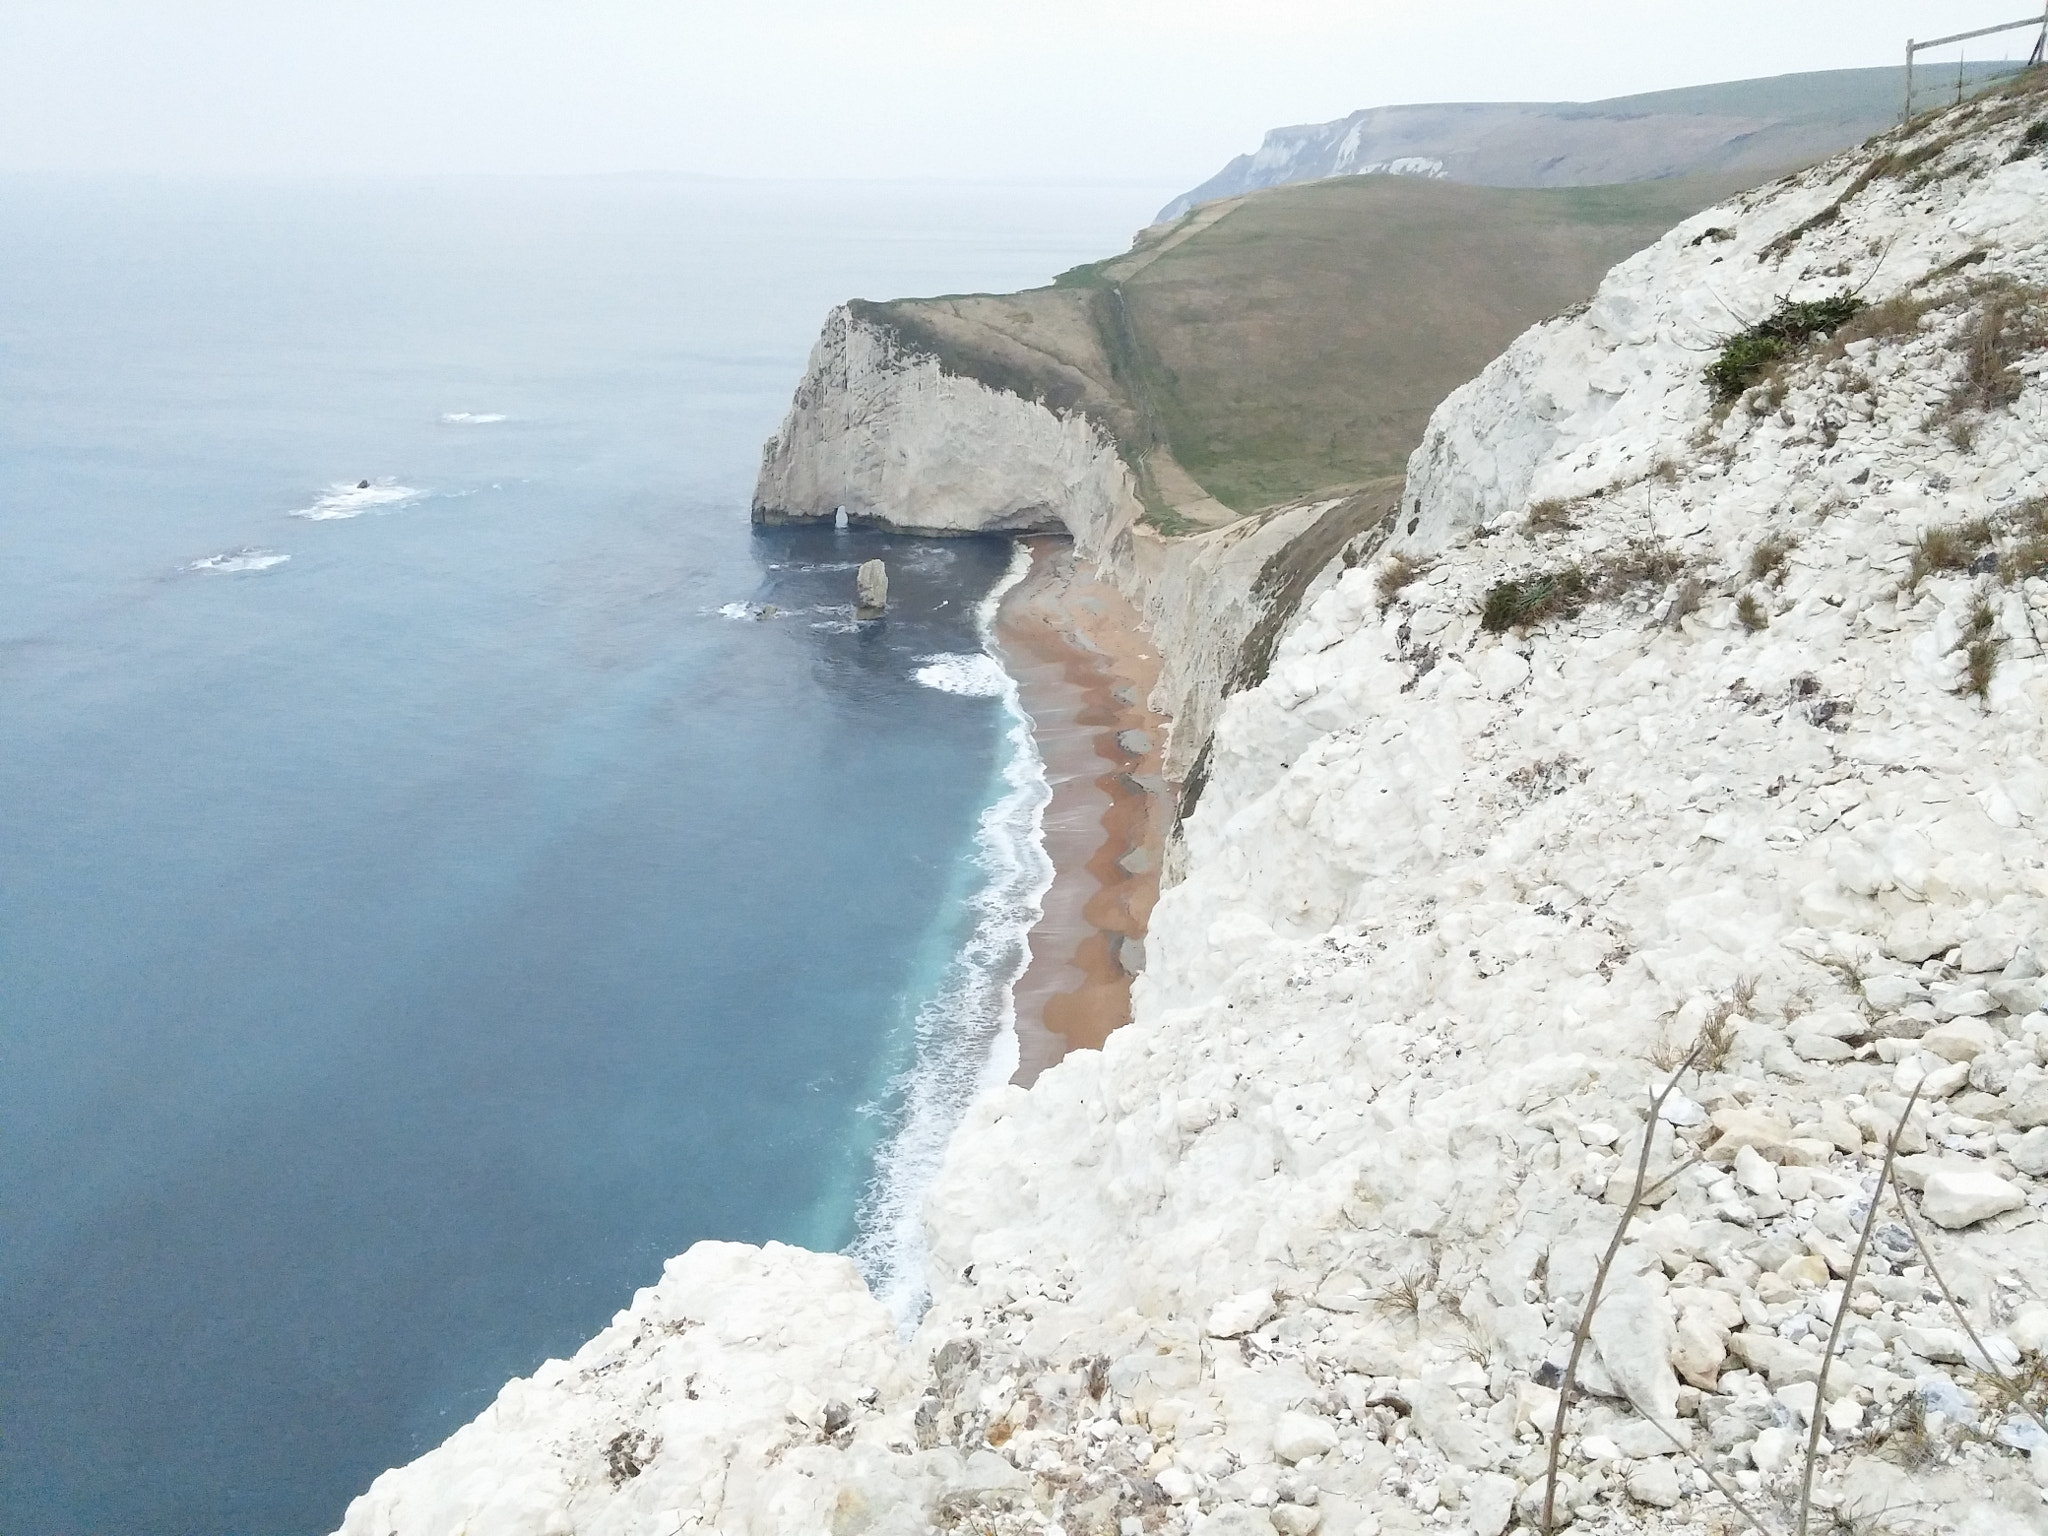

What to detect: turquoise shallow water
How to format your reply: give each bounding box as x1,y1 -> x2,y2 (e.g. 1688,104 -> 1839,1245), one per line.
0,173 -> 1168,1535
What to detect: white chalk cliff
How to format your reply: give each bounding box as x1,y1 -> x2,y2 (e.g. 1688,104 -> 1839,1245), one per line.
341,90 -> 2048,1536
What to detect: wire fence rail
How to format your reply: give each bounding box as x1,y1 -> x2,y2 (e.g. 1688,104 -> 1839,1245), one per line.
1906,9 -> 2048,121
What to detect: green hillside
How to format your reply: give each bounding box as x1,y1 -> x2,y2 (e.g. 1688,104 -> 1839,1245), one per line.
858,169 -> 1763,526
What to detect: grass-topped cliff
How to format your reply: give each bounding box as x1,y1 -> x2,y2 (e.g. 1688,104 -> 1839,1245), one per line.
854,169 -> 1766,532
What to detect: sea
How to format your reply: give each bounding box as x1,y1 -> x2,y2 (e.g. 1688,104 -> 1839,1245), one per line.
0,172 -> 1172,1536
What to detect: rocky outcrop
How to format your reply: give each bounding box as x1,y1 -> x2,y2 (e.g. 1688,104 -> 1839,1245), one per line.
752,305 -> 1141,544
340,81 -> 2048,1536
855,559 -> 888,619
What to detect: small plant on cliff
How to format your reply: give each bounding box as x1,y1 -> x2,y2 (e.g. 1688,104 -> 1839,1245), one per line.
1479,541 -> 1686,633
1962,598 -> 2001,701
1749,533 -> 1797,582
1707,293 -> 1865,403
1736,591 -> 1770,632
1376,551 -> 1432,607
1907,517 -> 1994,588
1942,276 -> 2048,417
1480,567 -> 1591,632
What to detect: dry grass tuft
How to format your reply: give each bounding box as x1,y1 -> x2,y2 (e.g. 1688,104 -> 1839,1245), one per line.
1749,533 -> 1797,582
1736,592 -> 1769,632
1962,599 -> 2001,701
1376,550 -> 1432,607
2005,496 -> 2048,583
1696,977 -> 1756,1070
1907,518 -> 1994,588
1526,497 -> 1575,533
1665,576 -> 1705,627
1943,277 -> 2048,417
1370,1264 -> 1437,1323
1829,292 -> 1930,353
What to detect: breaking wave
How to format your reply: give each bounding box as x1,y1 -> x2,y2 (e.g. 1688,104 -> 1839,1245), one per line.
290,480 -> 421,521
439,412 -> 507,425
189,548 -> 290,573
849,540 -> 1052,1330
913,652 -> 1011,698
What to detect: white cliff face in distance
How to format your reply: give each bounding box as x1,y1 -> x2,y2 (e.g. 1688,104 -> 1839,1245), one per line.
753,305 -> 1142,545
341,91 -> 2048,1535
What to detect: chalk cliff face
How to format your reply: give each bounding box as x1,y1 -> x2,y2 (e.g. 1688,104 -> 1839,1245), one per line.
341,85 -> 2048,1536
753,304 -> 1142,545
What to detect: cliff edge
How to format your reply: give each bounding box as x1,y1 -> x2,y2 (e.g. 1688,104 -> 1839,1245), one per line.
343,75 -> 2048,1536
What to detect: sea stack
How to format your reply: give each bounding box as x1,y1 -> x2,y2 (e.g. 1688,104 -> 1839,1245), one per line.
854,558 -> 887,619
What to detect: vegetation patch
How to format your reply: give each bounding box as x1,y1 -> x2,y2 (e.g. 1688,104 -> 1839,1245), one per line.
1748,533 -> 1797,582
1907,517 -> 1994,588
1376,549 -> 1432,608
1480,567 -> 1591,633
1962,600 -> 2001,701
2005,496 -> 2048,582
1736,592 -> 1770,632
1481,540 -> 1687,633
1942,276 -> 2048,418
1706,293 -> 1865,402
1829,292 -> 1930,353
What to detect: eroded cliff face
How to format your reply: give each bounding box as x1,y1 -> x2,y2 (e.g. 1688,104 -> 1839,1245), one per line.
752,305 -> 1142,544
342,83 -> 2048,1536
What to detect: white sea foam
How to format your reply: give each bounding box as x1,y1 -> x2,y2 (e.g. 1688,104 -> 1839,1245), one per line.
849,540 -> 1050,1330
188,548 -> 290,573
439,412 -> 507,425
290,479 -> 421,521
912,652 -> 1009,698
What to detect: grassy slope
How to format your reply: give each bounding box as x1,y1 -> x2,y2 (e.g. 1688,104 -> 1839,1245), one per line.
861,169 -> 1768,520
1120,172 -> 1762,512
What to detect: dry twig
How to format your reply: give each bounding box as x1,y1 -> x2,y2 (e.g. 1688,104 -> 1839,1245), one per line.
1541,1043 -> 1702,1530
1795,1082 -> 1921,1536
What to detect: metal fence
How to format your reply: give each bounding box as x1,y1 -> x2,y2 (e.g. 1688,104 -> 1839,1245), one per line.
1905,10 -> 2048,120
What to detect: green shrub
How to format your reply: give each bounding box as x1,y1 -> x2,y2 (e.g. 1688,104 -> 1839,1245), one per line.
1479,540 -> 1685,633
1480,568 -> 1589,632
1707,293 -> 1866,402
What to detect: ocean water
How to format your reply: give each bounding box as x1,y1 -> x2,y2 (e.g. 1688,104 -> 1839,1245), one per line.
0,173 -> 1169,1535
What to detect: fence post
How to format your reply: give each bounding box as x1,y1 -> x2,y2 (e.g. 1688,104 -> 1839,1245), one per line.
1905,38 -> 1915,125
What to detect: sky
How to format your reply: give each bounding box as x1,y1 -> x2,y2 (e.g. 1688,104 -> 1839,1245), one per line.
1,1 -> 2039,185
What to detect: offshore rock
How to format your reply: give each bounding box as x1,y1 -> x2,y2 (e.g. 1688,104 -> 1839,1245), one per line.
855,558 -> 887,619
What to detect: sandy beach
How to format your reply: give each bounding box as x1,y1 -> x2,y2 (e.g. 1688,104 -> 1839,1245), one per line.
995,537 -> 1172,1085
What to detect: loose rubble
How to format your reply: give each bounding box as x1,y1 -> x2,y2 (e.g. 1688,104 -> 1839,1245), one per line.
338,82 -> 2048,1536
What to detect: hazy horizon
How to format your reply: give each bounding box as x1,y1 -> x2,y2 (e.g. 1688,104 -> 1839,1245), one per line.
3,2 -> 2037,187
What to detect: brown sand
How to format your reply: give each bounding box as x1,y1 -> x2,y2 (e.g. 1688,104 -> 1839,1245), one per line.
994,537 -> 1172,1086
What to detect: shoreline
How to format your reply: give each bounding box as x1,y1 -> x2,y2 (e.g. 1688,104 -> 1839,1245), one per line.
993,536 -> 1172,1085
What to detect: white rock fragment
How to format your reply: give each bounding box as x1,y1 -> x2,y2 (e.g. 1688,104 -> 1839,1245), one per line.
1626,1459 -> 1683,1509
1920,1163 -> 2026,1228
1921,1018 -> 2000,1061
1464,1472 -> 1517,1536
1206,1288 -> 1277,1339
2013,1126 -> 2048,1177
1272,1411 -> 1338,1465
1734,1144 -> 1780,1198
